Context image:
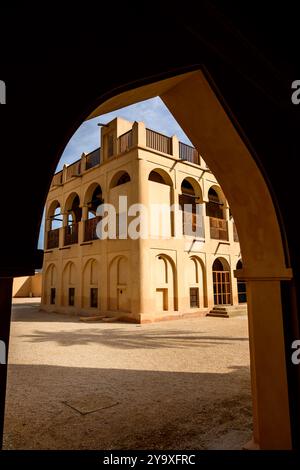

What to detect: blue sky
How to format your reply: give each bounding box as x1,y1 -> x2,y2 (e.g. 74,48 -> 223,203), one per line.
38,97 -> 191,248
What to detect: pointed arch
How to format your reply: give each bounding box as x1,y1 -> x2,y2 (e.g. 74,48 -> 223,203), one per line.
62,261 -> 78,307
108,255 -> 131,312
83,258 -> 99,309
154,254 -> 178,312
188,256 -> 208,308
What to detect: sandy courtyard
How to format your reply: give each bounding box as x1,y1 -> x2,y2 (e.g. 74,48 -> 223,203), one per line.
3,300 -> 252,450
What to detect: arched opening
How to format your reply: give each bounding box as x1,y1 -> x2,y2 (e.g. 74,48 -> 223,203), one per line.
179,177 -> 203,237
212,257 -> 232,306
206,186 -> 228,241
83,184 -> 103,241
206,187 -> 224,219
83,259 -> 99,309
155,254 -> 178,312
110,170 -> 131,189
236,259 -> 247,304
64,193 -> 81,245
148,168 -> 174,238
46,200 -> 62,249
148,170 -> 171,185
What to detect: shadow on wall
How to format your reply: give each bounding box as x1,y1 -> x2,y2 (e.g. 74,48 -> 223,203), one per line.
4,364 -> 252,450
12,273 -> 42,298
19,327 -> 249,349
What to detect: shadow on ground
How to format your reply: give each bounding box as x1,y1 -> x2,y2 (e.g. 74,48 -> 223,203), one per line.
19,327 -> 249,349
4,364 -> 252,450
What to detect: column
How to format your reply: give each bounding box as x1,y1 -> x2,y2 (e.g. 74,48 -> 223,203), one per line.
235,270 -> 292,449
79,204 -> 88,243
132,121 -> 146,147
171,135 -> 179,158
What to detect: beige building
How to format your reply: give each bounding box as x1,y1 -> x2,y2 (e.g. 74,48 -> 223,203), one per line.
41,117 -> 246,323
13,272 -> 42,298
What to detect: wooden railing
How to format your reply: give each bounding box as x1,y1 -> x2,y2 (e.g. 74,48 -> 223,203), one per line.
179,142 -> 199,164
85,150 -> 100,170
233,221 -> 239,242
66,160 -> 81,180
84,217 -> 100,241
182,212 -> 204,237
209,217 -> 228,240
119,130 -> 133,153
47,228 -> 60,249
64,223 -> 78,245
146,128 -> 172,155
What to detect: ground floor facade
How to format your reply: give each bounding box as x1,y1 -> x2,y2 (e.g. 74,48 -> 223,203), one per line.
41,236 -> 246,323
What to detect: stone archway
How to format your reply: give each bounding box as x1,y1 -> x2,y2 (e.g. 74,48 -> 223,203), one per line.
86,70 -> 293,449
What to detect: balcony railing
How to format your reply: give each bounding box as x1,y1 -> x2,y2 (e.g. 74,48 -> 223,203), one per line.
183,212 -> 204,237
84,217 -> 100,241
233,221 -> 239,242
146,128 -> 172,155
179,142 -> 200,165
209,217 -> 229,240
47,228 -> 59,249
119,130 -> 133,153
66,160 -> 81,180
85,149 -> 100,170
64,223 -> 78,245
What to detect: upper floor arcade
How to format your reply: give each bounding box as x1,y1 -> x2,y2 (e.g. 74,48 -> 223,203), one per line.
45,174 -> 239,252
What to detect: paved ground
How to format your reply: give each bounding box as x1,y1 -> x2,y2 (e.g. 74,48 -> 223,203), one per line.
3,299 -> 252,450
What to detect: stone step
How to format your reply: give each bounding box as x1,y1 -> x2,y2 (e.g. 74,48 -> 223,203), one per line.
206,311 -> 229,318
207,305 -> 247,318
